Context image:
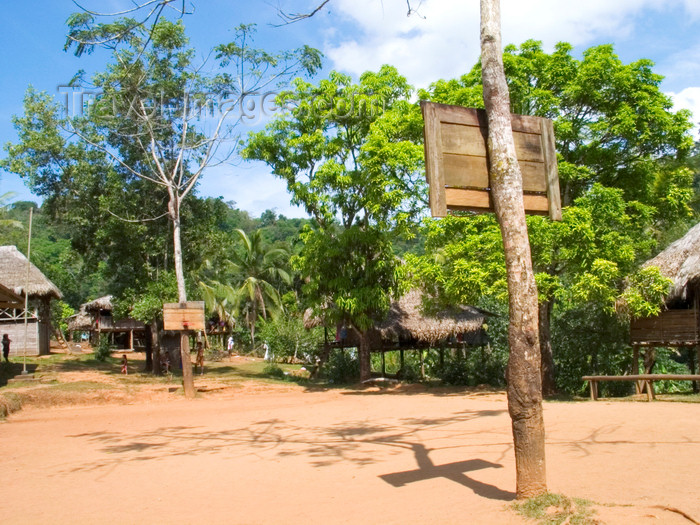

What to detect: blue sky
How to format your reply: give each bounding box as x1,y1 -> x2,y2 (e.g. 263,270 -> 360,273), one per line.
2,0 -> 700,218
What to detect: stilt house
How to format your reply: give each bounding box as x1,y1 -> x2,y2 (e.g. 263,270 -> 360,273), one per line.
0,245 -> 62,356
69,295 -> 146,350
630,222 -> 700,371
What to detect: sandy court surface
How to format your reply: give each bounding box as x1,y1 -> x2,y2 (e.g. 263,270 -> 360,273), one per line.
1,388 -> 698,524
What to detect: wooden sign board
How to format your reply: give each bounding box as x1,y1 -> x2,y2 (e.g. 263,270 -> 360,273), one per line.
163,301 -> 205,331
421,101 -> 562,221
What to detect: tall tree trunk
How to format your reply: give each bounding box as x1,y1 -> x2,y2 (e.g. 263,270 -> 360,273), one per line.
151,318 -> 162,375
359,331 -> 371,382
481,0 -> 547,498
169,192 -> 195,399
539,299 -> 556,396
144,324 -> 153,372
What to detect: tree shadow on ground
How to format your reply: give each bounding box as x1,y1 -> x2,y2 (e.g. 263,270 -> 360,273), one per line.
379,443 -> 513,501
0,362 -> 38,387
64,408 -> 515,501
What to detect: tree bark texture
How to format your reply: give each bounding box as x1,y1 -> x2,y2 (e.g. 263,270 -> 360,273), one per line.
481,0 -> 547,498
359,332 -> 371,382
144,324 -> 153,372
539,300 -> 556,396
169,192 -> 195,398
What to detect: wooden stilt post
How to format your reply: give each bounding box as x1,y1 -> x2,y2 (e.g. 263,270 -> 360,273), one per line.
695,345 -> 700,394
381,351 -> 386,377
632,345 -> 641,394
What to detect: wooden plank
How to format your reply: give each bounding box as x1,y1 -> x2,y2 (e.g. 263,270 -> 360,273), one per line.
522,194 -> 550,213
540,118 -> 562,221
509,112 -> 544,134
428,103 -> 541,134
421,101 -> 560,219
421,101 -> 447,217
440,123 -> 487,156
520,162 -> 548,192
443,154 -> 489,188
646,380 -> 655,401
163,301 -> 205,331
513,131 -> 544,162
443,154 -> 547,192
582,374 -> 700,381
444,187 -> 491,210
445,187 -> 548,214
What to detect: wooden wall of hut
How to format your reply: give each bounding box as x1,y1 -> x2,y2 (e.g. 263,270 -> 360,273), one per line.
0,319 -> 39,356
630,308 -> 700,346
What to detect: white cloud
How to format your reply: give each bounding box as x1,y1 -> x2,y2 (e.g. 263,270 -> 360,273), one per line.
669,86 -> 700,139
323,0 -> 685,88
197,162 -> 309,218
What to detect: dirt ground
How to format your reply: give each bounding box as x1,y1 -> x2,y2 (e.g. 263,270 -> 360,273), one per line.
1,378 -> 699,525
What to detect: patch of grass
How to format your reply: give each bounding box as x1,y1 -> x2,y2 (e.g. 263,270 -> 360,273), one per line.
655,392 -> 700,403
512,493 -> 597,525
0,392 -> 22,418
0,362 -> 39,387
45,381 -> 115,392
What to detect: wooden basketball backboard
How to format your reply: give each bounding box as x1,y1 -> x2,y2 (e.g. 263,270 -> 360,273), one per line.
421,101 -> 561,221
163,301 -> 205,331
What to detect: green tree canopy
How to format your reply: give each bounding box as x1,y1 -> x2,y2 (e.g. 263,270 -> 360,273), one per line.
244,65 -> 426,380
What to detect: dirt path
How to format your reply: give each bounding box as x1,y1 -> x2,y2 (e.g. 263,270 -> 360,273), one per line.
1,388 -> 698,524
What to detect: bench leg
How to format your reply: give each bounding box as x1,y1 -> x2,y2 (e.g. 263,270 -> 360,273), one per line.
589,380 -> 598,401
645,380 -> 655,402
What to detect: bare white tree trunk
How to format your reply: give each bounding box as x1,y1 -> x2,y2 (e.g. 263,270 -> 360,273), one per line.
168,191 -> 195,399
480,0 -> 547,498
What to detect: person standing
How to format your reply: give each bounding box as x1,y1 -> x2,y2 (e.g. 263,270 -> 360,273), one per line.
2,334 -> 10,362
227,335 -> 234,355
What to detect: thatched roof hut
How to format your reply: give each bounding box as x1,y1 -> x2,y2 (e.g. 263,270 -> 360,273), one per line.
642,222 -> 700,305
630,223 -> 700,349
374,289 -> 488,346
0,282 -> 23,308
84,295 -> 114,312
66,307 -> 93,332
71,294 -> 145,349
305,289 -> 490,349
0,245 -> 62,356
0,245 -> 62,300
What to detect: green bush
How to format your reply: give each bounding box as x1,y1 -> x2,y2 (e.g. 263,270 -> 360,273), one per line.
94,335 -> 111,362
323,350 -> 359,384
435,359 -> 471,386
262,364 -> 286,379
258,316 -> 324,362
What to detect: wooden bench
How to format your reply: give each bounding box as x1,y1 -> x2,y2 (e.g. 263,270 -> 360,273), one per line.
582,374 -> 700,401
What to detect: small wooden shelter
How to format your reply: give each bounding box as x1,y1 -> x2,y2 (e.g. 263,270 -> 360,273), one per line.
306,289 -> 491,376
69,295 -> 146,350
630,222 -> 700,378
0,245 -> 62,356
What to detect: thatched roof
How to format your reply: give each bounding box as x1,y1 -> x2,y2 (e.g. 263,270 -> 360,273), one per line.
66,307 -> 93,331
304,289 -> 489,346
0,281 -> 24,308
84,295 -> 114,312
375,289 -> 488,345
643,222 -> 700,303
0,245 -> 62,300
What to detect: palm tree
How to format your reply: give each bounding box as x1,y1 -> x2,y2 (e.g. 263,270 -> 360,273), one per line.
200,229 -> 291,348
231,229 -> 291,346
